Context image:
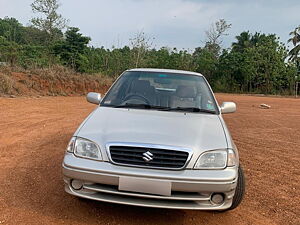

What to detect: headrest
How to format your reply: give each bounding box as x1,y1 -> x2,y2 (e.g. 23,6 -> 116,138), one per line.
131,80 -> 152,92
176,85 -> 197,98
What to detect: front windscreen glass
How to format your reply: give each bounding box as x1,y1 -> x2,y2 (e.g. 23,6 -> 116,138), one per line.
101,71 -> 218,113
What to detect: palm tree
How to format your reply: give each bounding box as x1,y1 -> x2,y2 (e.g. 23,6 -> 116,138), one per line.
232,31 -> 252,52
288,26 -> 300,67
288,26 -> 300,97
232,32 -> 271,52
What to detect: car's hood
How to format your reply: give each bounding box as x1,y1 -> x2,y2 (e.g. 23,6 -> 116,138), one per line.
76,107 -> 228,163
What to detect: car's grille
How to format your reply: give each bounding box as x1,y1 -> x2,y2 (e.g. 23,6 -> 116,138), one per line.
109,146 -> 189,169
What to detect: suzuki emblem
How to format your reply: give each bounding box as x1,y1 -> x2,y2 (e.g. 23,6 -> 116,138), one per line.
142,151 -> 154,162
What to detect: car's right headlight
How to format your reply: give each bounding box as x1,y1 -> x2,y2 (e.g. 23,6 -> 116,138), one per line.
66,137 -> 102,161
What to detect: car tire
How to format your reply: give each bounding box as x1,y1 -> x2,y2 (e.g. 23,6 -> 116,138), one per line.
227,165 -> 245,210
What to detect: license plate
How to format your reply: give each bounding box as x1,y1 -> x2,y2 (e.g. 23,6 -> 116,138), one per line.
118,177 -> 171,196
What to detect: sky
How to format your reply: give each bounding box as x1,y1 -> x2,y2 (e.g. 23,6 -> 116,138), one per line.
0,0 -> 299,50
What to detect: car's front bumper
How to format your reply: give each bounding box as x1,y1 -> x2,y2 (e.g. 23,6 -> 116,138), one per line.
62,153 -> 238,210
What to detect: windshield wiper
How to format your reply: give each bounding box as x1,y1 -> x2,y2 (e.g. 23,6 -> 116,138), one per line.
162,107 -> 216,114
112,104 -> 216,114
113,104 -> 169,110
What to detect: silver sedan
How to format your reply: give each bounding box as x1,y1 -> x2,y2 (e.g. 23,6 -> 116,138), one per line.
62,68 -> 245,210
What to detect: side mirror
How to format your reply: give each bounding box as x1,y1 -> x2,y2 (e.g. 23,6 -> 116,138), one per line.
87,92 -> 102,105
220,102 -> 236,114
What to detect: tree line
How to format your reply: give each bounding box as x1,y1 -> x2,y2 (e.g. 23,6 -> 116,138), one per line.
0,0 -> 299,95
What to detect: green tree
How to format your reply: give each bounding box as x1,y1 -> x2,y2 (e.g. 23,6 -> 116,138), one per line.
288,26 -> 300,70
218,32 -> 291,94
31,0 -> 67,41
232,31 -> 252,52
146,47 -> 171,69
193,19 -> 231,82
53,27 -> 90,71
0,36 -> 20,66
193,47 -> 217,81
22,26 -> 50,45
0,17 -> 25,44
18,45 -> 49,68
173,49 -> 196,71
217,50 -> 243,91
204,19 -> 232,57
130,31 -> 154,68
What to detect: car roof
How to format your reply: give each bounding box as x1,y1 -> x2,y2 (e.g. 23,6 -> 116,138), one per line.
126,68 -> 203,77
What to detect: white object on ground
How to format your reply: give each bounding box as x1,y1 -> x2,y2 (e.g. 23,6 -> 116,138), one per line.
259,104 -> 271,109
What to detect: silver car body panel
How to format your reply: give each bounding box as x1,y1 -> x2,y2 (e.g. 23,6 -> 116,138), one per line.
127,68 -> 204,76
74,107 -> 229,168
63,154 -> 237,210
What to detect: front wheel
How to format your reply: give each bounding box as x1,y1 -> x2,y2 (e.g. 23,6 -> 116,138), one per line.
227,165 -> 246,210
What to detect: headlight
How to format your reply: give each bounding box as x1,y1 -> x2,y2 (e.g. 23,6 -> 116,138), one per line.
66,137 -> 102,160
194,150 -> 228,169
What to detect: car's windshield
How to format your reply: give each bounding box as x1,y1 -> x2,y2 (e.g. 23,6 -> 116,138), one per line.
101,71 -> 218,114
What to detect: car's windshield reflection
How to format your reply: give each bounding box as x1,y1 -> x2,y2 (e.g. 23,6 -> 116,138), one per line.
101,71 -> 218,113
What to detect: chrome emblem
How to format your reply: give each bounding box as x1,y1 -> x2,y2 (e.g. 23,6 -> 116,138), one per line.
142,151 -> 154,162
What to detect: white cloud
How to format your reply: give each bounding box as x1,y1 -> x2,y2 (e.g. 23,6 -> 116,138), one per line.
62,0 -> 231,48
0,0 -> 299,49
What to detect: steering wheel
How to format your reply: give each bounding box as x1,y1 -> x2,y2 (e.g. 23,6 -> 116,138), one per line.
123,93 -> 150,105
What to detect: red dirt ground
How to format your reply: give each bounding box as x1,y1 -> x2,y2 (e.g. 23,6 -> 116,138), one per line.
0,94 -> 299,225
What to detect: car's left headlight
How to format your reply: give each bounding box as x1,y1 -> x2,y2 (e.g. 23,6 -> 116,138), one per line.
194,149 -> 236,169
66,137 -> 102,161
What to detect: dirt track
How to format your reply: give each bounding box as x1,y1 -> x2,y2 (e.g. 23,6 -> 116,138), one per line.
0,94 -> 299,225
